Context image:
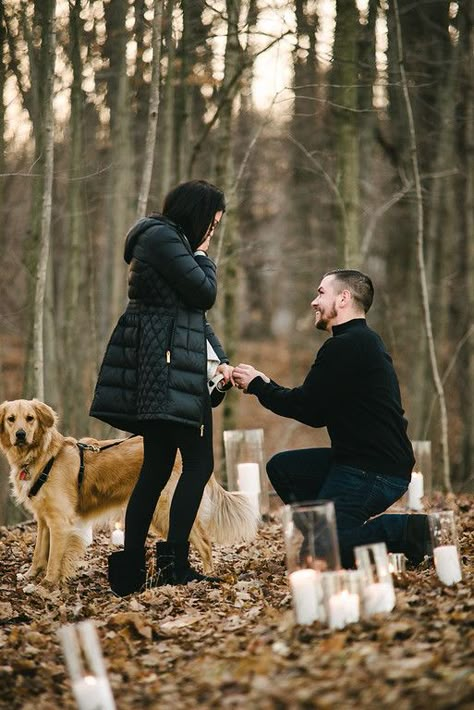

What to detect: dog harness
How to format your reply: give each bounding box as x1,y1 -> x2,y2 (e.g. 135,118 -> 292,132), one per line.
28,457 -> 56,498
25,435 -> 139,498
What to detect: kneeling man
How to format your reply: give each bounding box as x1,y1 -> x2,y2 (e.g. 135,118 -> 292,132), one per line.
233,269 -> 430,568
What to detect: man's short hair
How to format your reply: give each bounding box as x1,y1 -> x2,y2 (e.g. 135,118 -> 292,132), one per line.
324,269 -> 374,313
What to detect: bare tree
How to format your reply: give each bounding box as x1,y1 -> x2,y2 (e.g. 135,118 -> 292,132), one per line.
393,0 -> 451,491
33,0 -> 56,400
136,0 -> 163,218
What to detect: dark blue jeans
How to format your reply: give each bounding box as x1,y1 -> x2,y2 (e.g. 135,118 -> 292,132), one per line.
267,448 -> 411,568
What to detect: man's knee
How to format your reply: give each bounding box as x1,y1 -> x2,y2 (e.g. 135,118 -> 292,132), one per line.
266,451 -> 292,486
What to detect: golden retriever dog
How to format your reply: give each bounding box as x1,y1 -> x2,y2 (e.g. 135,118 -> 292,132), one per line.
0,399 -> 260,587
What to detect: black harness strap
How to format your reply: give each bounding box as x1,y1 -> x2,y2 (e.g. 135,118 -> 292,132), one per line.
76,435 -> 139,489
28,457 -> 56,498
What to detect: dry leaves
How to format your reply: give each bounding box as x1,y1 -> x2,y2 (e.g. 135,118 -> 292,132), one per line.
0,495 -> 473,709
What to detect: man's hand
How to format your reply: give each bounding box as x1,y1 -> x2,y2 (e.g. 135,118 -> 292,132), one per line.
233,363 -> 270,392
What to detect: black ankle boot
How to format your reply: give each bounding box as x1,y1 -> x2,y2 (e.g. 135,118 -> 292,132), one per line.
156,541 -> 221,585
405,514 -> 432,565
108,548 -> 147,597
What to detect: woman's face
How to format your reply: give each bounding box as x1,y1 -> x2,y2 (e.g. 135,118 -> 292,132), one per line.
206,210 -> 224,239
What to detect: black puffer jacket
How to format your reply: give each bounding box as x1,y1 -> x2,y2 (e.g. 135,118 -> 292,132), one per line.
89,216 -> 228,433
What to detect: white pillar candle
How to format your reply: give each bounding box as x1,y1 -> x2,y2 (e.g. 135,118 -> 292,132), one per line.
111,524 -> 124,546
408,471 -> 424,510
237,462 -> 261,494
328,590 -> 360,629
72,675 -> 116,710
433,545 -> 462,586
363,582 -> 395,615
289,569 -> 320,625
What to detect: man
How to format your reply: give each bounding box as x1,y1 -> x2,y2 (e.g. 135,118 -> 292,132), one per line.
233,269 -> 430,568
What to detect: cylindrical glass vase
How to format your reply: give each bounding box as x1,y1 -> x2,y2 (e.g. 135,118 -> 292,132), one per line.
428,510 -> 462,586
282,501 -> 341,625
282,500 -> 341,574
223,428 -> 269,514
355,542 -> 396,616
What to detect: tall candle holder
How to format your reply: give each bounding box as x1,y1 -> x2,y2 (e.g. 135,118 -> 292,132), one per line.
355,542 -> 396,616
428,510 -> 462,586
388,552 -> 406,577
223,428 -> 269,515
411,440 -> 432,495
281,501 -> 341,625
58,620 -> 116,710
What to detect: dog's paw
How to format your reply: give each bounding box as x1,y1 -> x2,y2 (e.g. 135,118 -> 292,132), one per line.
24,566 -> 44,580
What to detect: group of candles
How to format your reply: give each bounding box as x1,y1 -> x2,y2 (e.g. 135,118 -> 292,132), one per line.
288,545 -> 398,629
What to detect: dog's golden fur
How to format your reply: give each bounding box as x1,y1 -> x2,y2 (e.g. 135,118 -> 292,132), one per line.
0,399 -> 259,586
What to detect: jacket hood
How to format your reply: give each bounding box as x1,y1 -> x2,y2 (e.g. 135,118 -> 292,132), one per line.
124,215 -> 191,264
124,217 -> 161,264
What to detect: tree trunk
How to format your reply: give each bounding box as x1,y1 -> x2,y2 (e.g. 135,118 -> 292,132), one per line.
332,0 -> 360,267
33,0 -> 56,400
62,0 -> 85,433
156,0 -> 175,205
214,0 -> 242,478
393,0 -> 451,491
136,0 -> 163,219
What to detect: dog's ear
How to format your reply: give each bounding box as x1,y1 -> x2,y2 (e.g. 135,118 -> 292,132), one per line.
0,401 -> 8,434
32,400 -> 58,430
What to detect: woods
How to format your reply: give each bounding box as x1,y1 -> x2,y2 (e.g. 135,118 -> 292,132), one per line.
1,1 -> 473,521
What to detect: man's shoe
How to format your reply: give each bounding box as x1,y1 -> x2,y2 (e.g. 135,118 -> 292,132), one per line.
405,514 -> 432,565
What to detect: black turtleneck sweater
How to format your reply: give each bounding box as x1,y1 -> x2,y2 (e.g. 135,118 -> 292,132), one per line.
248,318 -> 415,479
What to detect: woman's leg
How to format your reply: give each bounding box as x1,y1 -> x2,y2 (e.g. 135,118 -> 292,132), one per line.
167,403 -> 214,543
124,421 -> 178,550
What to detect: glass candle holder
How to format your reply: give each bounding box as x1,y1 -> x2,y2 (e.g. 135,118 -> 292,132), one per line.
321,570 -> 361,629
281,500 -> 341,574
428,510 -> 462,586
355,542 -> 396,616
58,620 -> 116,710
223,428 -> 269,514
411,440 -> 432,495
388,552 -> 406,577
282,501 -> 340,625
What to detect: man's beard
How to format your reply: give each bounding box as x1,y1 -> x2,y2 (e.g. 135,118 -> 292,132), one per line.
315,303 -> 337,331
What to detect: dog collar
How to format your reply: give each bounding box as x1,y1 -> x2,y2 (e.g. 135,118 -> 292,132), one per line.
28,457 -> 56,498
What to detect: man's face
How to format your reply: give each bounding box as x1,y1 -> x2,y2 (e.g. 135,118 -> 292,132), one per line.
311,275 -> 340,331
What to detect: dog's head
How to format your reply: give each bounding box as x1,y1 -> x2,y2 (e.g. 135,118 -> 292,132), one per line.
0,399 -> 58,452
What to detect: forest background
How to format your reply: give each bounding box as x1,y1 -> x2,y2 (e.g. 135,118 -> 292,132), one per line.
0,0 -> 473,525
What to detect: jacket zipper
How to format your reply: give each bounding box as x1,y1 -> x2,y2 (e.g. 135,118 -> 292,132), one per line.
166,319 -> 176,364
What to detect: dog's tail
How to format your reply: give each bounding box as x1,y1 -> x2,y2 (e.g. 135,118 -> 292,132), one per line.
200,475 -> 260,545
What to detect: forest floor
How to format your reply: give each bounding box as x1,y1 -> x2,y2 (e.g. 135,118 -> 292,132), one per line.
0,496 -> 472,710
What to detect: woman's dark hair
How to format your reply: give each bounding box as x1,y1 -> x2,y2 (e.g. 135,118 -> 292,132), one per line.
159,179 -> 226,251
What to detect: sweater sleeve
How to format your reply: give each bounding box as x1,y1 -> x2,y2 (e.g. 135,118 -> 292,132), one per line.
247,337 -> 346,427
139,226 -> 218,310
205,320 -> 229,364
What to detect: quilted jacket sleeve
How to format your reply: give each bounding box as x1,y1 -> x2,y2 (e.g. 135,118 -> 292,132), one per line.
138,224 -> 218,311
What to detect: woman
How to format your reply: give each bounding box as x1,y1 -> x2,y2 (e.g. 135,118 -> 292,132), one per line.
90,180 -> 233,596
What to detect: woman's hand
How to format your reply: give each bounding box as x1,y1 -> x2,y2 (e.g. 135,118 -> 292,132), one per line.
233,363 -> 270,392
216,363 -> 234,386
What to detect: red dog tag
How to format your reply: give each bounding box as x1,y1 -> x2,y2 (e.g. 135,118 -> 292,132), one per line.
19,470 -> 29,480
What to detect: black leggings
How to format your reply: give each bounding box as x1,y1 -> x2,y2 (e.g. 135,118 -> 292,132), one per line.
124,404 -> 214,550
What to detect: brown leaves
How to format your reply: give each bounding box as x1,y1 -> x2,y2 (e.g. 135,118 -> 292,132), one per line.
0,496 -> 472,708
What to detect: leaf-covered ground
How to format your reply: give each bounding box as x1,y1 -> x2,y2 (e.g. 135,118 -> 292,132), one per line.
0,497 -> 472,710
